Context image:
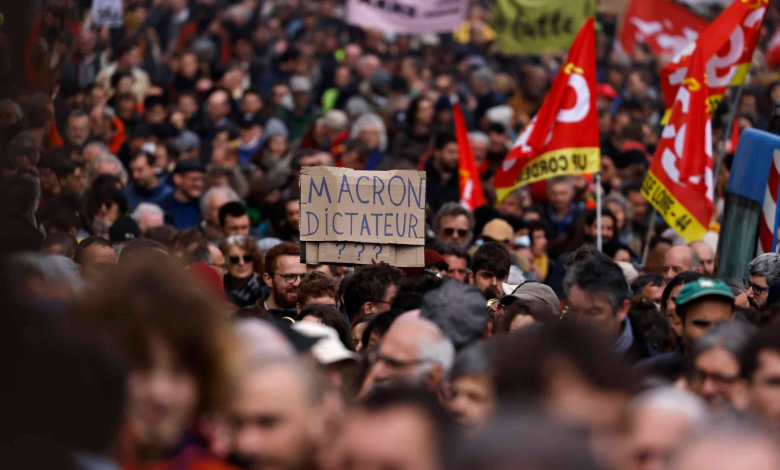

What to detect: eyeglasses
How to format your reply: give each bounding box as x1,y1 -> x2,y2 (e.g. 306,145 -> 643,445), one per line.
229,254 -> 253,264
442,228 -> 469,238
743,277 -> 770,296
690,368 -> 739,386
272,272 -> 306,283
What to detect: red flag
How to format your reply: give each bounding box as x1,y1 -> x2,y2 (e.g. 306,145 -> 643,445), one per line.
619,0 -> 707,57
494,17 -> 599,202
452,97 -> 486,210
766,25 -> 780,68
660,0 -> 768,122
642,49 -> 713,242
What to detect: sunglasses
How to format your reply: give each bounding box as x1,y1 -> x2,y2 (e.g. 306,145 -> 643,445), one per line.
229,254 -> 253,264
443,228 -> 469,237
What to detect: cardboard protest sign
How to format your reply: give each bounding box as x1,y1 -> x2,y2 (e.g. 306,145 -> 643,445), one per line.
300,167 -> 426,266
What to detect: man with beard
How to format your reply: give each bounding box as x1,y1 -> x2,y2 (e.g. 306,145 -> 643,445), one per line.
228,358 -> 325,470
425,132 -> 460,213
471,242 -> 510,301
261,242 -> 307,318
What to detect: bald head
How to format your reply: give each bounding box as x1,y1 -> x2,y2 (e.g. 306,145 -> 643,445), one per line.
369,315 -> 454,390
663,246 -> 700,281
207,90 -> 230,122
689,241 -> 715,277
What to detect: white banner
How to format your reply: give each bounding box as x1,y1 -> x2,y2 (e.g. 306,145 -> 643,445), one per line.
346,0 -> 468,34
92,0 -> 124,28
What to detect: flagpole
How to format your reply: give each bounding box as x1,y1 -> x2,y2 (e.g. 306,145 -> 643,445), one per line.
641,207 -> 657,265
712,81 -> 748,202
596,173 -> 602,252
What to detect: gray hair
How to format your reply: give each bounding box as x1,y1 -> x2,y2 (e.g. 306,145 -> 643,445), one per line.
132,202 -> 164,222
748,253 -> 780,285
419,333 -> 455,378
691,320 -> 756,361
200,185 -> 240,216
433,202 -> 476,233
87,152 -> 128,187
471,67 -> 494,87
630,386 -> 707,425
547,176 -> 573,194
451,342 -> 495,380
468,131 -> 489,146
234,318 -> 296,362
350,113 -> 387,152
9,253 -> 84,293
603,193 -> 633,225
0,99 -> 23,121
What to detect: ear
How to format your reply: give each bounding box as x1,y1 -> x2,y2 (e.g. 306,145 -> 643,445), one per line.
424,363 -> 444,391
262,272 -> 273,288
616,298 -> 630,323
361,301 -> 373,316
173,173 -> 182,186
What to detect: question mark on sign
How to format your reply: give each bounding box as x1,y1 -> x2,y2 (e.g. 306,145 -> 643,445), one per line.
355,243 -> 366,260
373,244 -> 383,259
337,242 -> 346,259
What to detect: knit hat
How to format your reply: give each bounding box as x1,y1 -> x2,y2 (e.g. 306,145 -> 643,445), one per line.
264,118 -> 289,139
420,280 -> 489,350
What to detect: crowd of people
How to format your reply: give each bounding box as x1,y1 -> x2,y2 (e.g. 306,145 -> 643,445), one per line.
4,0 -> 780,468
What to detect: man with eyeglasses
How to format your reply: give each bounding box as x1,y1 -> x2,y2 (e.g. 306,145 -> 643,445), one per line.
261,242 -> 307,318
365,312 -> 455,392
433,202 -> 475,248
343,263 -> 404,323
746,253 -> 780,309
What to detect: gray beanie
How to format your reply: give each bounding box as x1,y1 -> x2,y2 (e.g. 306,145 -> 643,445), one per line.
264,118 -> 289,139
420,280 -> 489,350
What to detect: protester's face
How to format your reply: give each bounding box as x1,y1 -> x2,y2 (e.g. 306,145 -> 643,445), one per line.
266,255 -> 307,308
586,216 -> 615,241
63,167 -> 86,196
691,243 -> 715,277
269,136 -> 288,156
241,93 -> 263,115
227,245 -> 254,280
205,191 -> 230,227
548,182 -> 573,213
78,244 -> 116,283
126,335 -> 199,453
449,374 -> 495,431
662,248 -> 692,282
358,124 -> 381,150
39,167 -> 61,194
207,244 -> 227,277
371,327 -> 427,387
747,349 -> 780,427
681,300 -> 733,349
285,200 -> 299,231
130,156 -> 156,188
67,115 -> 90,146
628,191 -> 648,224
497,194 -> 522,217
207,94 -> 230,122
443,255 -> 468,283
435,142 -> 459,173
690,346 -> 740,408
566,285 -> 627,340
625,407 -> 694,470
642,284 -> 664,305
175,171 -> 204,199
438,215 -> 471,247
338,407 -> 440,470
225,214 -> 251,237
229,364 -> 321,470
747,274 -> 769,308
474,269 -> 507,297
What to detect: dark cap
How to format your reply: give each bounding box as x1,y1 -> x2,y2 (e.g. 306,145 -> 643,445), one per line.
109,216 -> 141,243
173,160 -> 205,174
500,282 -> 561,318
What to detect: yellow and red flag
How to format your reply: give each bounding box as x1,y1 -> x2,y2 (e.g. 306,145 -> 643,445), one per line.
452,96 -> 486,211
660,0 -> 768,123
642,49 -> 714,243
494,17 -> 599,202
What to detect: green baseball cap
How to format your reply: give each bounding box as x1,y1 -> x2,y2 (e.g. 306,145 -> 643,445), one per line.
675,278 -> 735,306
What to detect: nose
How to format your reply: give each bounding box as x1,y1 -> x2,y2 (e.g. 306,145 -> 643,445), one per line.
489,276 -> 498,287
747,288 -> 755,299
292,276 -> 301,287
